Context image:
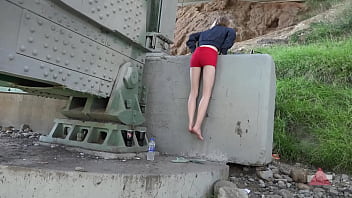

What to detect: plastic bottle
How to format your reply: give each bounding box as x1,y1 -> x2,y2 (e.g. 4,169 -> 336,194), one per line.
147,138 -> 156,161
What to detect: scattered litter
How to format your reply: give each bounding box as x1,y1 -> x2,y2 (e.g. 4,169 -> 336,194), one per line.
74,167 -> 86,172
34,143 -> 39,146
272,154 -> 280,160
171,157 -> 189,163
171,157 -> 206,164
22,159 -> 26,161
79,152 -> 84,156
135,157 -> 141,160
37,161 -> 49,164
121,159 -> 127,162
309,168 -> 331,185
243,188 -> 251,194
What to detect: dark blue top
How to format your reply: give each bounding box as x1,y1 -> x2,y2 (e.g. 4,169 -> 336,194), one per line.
186,25 -> 236,55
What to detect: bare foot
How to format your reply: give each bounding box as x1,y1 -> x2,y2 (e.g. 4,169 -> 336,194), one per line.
191,127 -> 204,141
188,124 -> 193,132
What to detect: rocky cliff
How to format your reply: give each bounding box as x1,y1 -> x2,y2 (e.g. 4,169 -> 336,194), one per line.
171,0 -> 306,55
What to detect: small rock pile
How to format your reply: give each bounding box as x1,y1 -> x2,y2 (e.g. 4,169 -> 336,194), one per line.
0,124 -> 41,139
215,160 -> 352,198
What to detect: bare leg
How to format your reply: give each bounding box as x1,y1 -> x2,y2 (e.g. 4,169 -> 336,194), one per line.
192,65 -> 216,140
188,67 -> 201,132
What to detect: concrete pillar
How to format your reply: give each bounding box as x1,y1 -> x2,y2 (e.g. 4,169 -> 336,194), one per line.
143,54 -> 276,165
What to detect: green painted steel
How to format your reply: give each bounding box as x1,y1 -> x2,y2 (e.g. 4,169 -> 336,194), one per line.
0,0 -> 175,153
40,119 -> 148,153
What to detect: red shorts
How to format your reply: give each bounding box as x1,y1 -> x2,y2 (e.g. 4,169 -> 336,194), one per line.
190,46 -> 218,68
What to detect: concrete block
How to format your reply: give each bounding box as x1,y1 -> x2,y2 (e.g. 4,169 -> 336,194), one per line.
143,54 -> 276,165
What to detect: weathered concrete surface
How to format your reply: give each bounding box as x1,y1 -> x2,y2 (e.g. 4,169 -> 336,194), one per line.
143,54 -> 276,165
0,137 -> 228,198
0,93 -> 66,133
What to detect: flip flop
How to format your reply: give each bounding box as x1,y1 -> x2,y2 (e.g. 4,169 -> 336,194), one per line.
171,157 -> 190,163
189,159 -> 206,164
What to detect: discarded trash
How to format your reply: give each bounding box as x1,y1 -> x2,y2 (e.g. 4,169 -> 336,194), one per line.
189,158 -> 206,164
309,168 -> 331,185
272,154 -> 280,160
243,188 -> 251,194
74,167 -> 86,172
171,157 -> 206,164
171,157 -> 189,163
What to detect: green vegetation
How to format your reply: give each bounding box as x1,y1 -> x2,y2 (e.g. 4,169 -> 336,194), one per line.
258,2 -> 352,173
300,0 -> 343,20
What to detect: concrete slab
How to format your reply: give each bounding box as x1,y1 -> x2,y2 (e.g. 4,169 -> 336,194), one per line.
143,54 -> 276,165
0,137 -> 228,198
0,93 -> 66,133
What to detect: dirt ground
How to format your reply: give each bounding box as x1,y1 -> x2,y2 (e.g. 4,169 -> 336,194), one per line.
0,136 -> 225,175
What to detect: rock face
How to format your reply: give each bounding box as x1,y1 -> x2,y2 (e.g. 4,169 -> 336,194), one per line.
171,0 -> 306,55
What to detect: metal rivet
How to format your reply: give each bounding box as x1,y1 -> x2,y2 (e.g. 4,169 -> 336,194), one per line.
106,13 -> 109,17
88,79 -> 91,82
91,85 -> 94,88
62,76 -> 66,81
37,19 -> 43,26
46,55 -> 51,60
97,7 -> 101,11
99,15 -> 103,20
32,50 -> 38,56
49,67 -> 54,72
51,26 -> 55,31
70,53 -> 74,58
112,9 -> 116,14
88,0 -> 93,4
20,45 -> 26,52
53,74 -> 58,79
53,46 -> 58,52
82,58 -> 86,62
62,50 -> 67,55
30,28 -> 35,33
80,39 -> 85,44
67,73 -> 71,76
8,54 -> 14,61
25,13 -> 31,20
24,66 -> 29,72
43,43 -> 48,48
40,64 -> 44,69
45,34 -> 50,39
104,4 -> 107,8
91,8 -> 95,13
77,65 -> 81,69
44,72 -> 48,77
65,61 -> 69,65
56,58 -> 60,63
28,37 -> 34,43
74,81 -> 78,84
59,69 -> 63,74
